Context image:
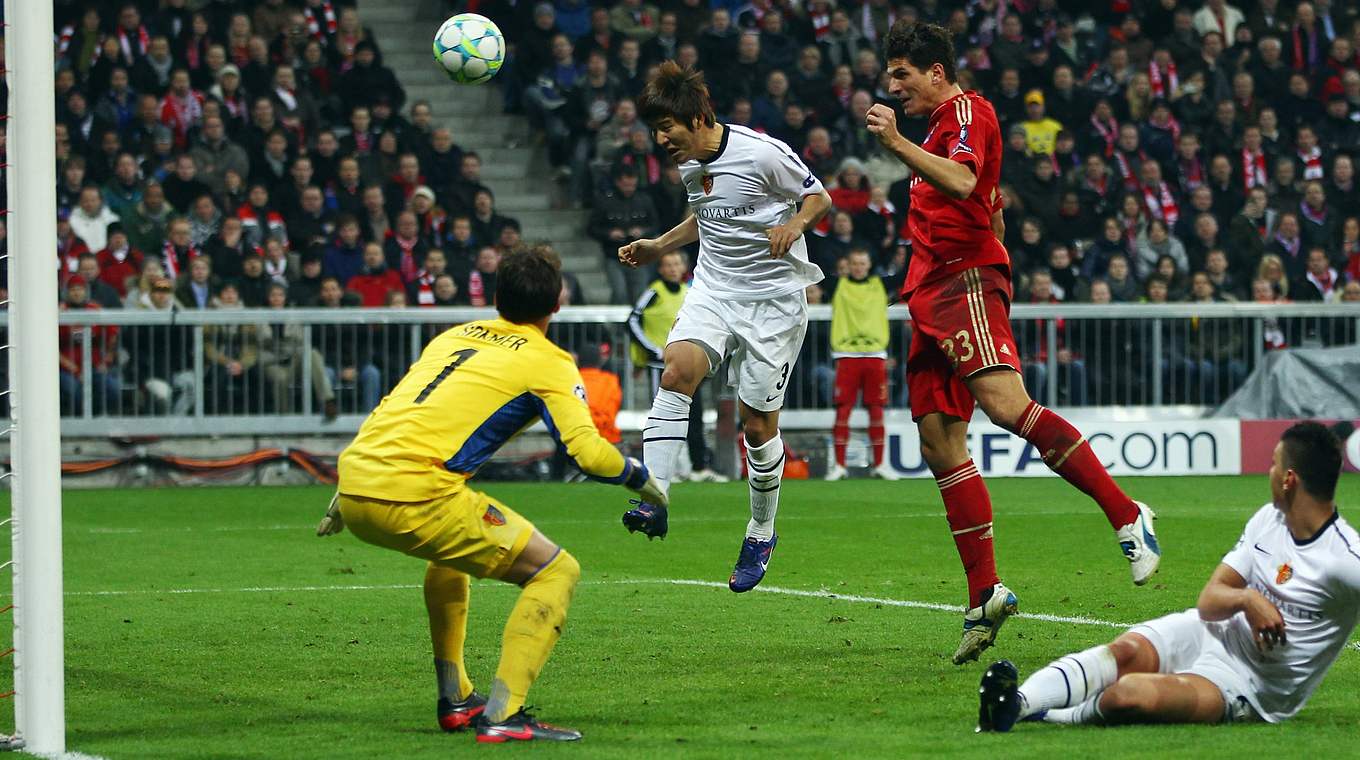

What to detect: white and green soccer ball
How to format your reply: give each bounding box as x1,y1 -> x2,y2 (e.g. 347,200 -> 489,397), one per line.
433,13 -> 505,85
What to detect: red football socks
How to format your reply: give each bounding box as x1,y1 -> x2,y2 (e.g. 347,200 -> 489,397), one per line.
868,406 -> 885,467
935,460 -> 999,608
832,405 -> 851,466
1015,401 -> 1138,529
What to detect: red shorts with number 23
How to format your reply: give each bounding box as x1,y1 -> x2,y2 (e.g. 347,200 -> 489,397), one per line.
905,265 -> 1021,421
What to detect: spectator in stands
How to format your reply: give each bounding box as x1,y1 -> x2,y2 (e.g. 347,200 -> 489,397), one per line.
1105,254 -> 1140,303
1020,89 -> 1063,156
101,152 -> 143,220
1204,249 -> 1243,300
71,186 -> 120,253
589,165 -> 659,305
236,253 -> 271,307
1257,254 -> 1291,299
124,258 -> 167,310
96,223 -> 143,298
1267,212 -> 1307,279
175,254 -> 217,310
1135,218 -> 1189,282
407,248 -> 448,307
445,152 -> 489,219
133,276 -> 196,416
315,275 -> 382,413
289,247 -> 325,307
161,216 -> 201,279
188,194 -> 223,248
289,185 -> 334,250
348,242 -> 405,307
58,276 -> 122,416
384,211 -> 428,284
260,282 -> 337,419
463,246 -> 501,307
202,281 -> 262,413
443,215 -> 476,276
1186,272 -> 1248,403
76,252 -> 123,309
359,184 -> 390,243
1018,270 -> 1088,406
1294,247 -> 1342,302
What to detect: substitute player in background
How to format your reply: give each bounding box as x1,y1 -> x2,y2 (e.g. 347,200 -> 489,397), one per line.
826,249 -> 898,481
628,250 -> 728,483
979,422 -> 1359,731
866,21 -> 1160,664
318,250 -> 667,743
619,61 -> 832,593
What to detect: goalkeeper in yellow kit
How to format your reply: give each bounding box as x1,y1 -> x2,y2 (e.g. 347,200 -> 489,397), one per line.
318,249 -> 667,743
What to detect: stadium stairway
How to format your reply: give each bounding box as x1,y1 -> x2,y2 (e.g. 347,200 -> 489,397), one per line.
363,2 -> 611,304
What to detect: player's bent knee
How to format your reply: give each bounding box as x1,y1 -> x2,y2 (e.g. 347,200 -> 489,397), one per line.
1109,634 -> 1160,674
1101,675 -> 1160,719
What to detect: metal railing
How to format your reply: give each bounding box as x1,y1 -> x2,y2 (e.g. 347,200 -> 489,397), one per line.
48,303 -> 1360,436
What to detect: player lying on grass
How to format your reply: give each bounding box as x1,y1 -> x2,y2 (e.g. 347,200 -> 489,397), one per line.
317,249 -> 667,743
868,20 -> 1160,665
978,422 -> 1359,730
619,61 -> 832,593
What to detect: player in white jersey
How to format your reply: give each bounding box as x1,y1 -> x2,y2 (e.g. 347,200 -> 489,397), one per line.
977,421 -> 1360,731
617,62 -> 832,592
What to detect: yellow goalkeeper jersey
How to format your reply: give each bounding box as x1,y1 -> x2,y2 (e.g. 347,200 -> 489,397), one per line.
338,318 -> 632,502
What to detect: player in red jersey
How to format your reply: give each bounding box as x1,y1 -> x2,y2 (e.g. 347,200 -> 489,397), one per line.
866,21 -> 1161,665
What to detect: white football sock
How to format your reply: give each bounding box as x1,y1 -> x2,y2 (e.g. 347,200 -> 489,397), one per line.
1041,693 -> 1106,725
643,388 -> 692,497
745,434 -> 784,540
1017,644 -> 1119,718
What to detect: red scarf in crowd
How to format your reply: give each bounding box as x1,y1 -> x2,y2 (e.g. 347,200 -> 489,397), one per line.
811,11 -> 831,41
1113,149 -> 1146,191
1142,181 -> 1180,226
306,1 -> 338,42
117,24 -> 149,65
1090,114 -> 1118,157
1298,146 -> 1324,180
1299,199 -> 1329,225
162,239 -> 200,279
1179,155 -> 1205,191
468,270 -> 488,306
1242,148 -> 1268,190
1345,246 -> 1360,284
1149,60 -> 1178,99
1292,24 -> 1319,71
391,233 -> 420,283
413,269 -> 437,305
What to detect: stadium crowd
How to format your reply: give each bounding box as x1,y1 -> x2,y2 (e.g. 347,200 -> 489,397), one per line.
28,0 -> 1360,418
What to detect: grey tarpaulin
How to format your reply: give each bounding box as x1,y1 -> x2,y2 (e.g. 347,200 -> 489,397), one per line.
1212,346 -> 1360,419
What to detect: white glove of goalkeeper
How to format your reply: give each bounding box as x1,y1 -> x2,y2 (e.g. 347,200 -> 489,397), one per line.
316,492 -> 344,536
625,457 -> 669,508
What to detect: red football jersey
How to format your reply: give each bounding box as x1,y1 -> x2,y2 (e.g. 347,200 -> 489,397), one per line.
902,91 -> 1010,296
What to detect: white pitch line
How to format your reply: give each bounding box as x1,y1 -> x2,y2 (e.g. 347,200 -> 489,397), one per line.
67,578 -> 1130,628
73,504 -> 1258,535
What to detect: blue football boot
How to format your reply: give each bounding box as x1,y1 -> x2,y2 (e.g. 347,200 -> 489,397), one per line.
728,535 -> 777,592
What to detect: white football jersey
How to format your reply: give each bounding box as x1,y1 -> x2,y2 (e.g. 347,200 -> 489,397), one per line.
1215,503 -> 1360,722
680,124 -> 825,300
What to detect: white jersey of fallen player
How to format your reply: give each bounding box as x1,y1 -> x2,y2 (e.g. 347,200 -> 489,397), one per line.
680,124 -> 825,300
1216,503 -> 1360,722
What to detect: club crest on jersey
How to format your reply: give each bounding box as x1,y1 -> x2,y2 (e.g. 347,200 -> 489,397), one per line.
483,504 -> 507,526
1276,563 -> 1293,585
701,173 -> 714,195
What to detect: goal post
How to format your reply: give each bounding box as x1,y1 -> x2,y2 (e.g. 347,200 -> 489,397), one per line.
6,0 -> 66,753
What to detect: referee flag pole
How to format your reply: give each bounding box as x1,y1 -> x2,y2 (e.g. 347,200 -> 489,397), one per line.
6,0 -> 67,753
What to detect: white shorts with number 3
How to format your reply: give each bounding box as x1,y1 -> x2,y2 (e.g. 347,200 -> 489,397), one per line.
667,285 -> 809,412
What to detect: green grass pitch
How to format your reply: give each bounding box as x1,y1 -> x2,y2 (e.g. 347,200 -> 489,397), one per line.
8,474 -> 1360,758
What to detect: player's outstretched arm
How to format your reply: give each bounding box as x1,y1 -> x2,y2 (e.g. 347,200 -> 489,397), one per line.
619,214 -> 698,268
1197,563 -> 1286,651
767,190 -> 832,259
866,104 -> 978,200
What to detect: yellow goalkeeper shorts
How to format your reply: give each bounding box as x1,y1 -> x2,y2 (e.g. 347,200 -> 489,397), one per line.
338,489 -> 535,580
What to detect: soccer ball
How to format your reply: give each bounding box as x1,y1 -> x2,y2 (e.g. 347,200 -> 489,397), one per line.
433,13 -> 505,85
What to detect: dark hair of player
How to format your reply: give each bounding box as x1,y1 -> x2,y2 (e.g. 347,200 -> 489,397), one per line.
882,21 -> 957,83
496,248 -> 562,324
1280,421 -> 1343,501
638,61 -> 716,129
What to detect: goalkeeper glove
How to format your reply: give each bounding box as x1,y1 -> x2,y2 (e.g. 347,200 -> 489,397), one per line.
622,457 -> 668,508
316,492 -> 345,536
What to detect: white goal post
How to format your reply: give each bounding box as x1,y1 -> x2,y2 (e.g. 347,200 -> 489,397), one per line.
6,0 -> 66,754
